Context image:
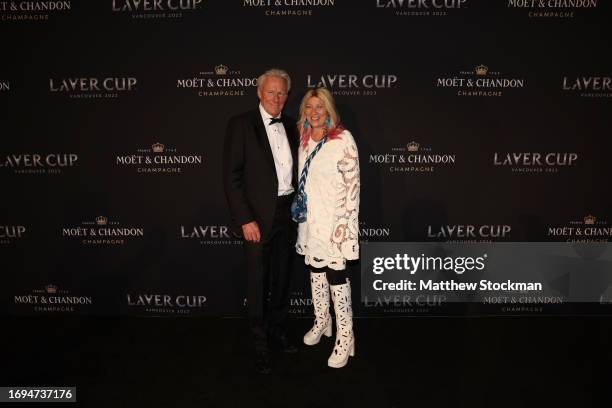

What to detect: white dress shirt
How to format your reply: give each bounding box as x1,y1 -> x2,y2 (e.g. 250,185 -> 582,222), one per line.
259,103 -> 294,196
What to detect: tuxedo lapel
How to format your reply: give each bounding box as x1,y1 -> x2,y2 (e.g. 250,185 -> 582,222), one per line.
282,117 -> 299,189
252,111 -> 276,174
283,117 -> 298,154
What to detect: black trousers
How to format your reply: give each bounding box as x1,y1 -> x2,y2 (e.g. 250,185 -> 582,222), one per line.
244,194 -> 295,352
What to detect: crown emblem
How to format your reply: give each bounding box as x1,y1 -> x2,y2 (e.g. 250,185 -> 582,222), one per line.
215,64 -> 228,75
45,284 -> 58,294
407,141 -> 419,152
584,215 -> 596,225
152,143 -> 165,153
475,65 -> 488,76
96,216 -> 108,226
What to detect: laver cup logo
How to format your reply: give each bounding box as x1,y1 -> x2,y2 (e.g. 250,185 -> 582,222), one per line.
0,153 -> 78,175
126,293 -> 207,315
427,225 -> 512,242
14,284 -> 93,313
180,225 -> 242,245
49,77 -> 137,99
177,64 -> 257,97
508,0 -> 598,19
112,0 -> 203,19
61,215 -> 144,245
306,73 -> 398,97
116,142 -> 203,174
242,0 -> 336,17
0,225 -> 26,244
493,152 -> 578,174
437,64 -> 525,97
1,1 -> 71,22
376,0 -> 468,17
562,76 -> 611,98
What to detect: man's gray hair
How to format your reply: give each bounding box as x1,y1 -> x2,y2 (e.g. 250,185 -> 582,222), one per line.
257,68 -> 291,92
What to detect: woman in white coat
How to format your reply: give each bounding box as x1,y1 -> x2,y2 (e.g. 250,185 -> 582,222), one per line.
294,87 -> 359,368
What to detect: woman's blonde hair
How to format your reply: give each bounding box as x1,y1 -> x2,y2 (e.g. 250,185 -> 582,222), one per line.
297,87 -> 343,146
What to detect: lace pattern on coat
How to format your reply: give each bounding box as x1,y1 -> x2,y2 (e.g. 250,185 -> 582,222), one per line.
296,131 -> 360,271
330,143 -> 359,261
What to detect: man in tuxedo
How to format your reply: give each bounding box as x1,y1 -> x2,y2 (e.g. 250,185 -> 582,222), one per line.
222,68 -> 298,374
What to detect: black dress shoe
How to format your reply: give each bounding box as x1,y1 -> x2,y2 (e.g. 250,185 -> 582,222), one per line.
255,351 -> 271,375
269,334 -> 298,354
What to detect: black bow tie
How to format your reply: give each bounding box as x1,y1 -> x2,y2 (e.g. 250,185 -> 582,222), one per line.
269,117 -> 283,125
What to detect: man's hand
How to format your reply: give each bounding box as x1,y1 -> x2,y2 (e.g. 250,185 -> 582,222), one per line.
241,221 -> 261,243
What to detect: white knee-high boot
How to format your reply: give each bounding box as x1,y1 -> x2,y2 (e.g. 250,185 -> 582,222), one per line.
328,280 -> 355,368
303,272 -> 332,346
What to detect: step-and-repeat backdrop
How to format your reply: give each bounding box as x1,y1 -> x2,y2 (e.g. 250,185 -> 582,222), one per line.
2,0 -> 611,316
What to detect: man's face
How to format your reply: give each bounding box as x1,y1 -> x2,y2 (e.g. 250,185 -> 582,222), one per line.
257,76 -> 288,118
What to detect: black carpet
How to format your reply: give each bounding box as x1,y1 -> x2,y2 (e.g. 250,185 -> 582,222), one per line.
4,316 -> 611,407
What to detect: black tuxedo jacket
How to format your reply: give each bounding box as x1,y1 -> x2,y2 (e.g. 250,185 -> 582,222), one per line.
222,109 -> 299,240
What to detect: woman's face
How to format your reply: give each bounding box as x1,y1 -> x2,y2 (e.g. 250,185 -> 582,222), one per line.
304,96 -> 328,129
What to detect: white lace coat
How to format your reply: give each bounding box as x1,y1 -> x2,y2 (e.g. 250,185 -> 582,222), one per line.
296,130 -> 360,271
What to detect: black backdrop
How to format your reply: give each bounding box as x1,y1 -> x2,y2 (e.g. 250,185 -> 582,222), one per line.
2,0 -> 611,317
